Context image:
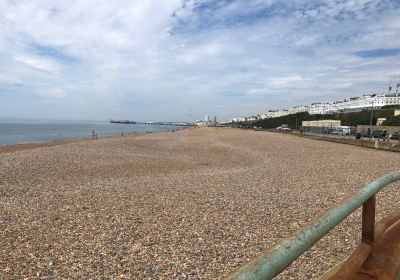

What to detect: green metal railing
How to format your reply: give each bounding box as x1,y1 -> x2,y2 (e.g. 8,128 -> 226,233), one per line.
224,171 -> 400,280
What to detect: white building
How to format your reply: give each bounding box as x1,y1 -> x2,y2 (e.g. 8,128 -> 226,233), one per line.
307,93 -> 400,115
258,113 -> 268,120
308,103 -> 331,115
265,109 -> 290,118
302,120 -> 341,127
288,105 -> 309,115
261,106 -> 309,119
246,116 -> 257,121
230,117 -> 247,123
246,89 -> 400,121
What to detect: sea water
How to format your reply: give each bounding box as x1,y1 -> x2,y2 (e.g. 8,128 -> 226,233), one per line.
0,118 -> 184,145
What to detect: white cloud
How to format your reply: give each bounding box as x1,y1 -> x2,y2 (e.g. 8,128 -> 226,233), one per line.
0,0 -> 399,121
14,55 -> 59,73
335,82 -> 353,89
265,75 -> 305,88
36,89 -> 66,99
179,42 -> 222,64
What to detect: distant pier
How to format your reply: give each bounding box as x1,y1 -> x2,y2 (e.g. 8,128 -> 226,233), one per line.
110,120 -> 193,126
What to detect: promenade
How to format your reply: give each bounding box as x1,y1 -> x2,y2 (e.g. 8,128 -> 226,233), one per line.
1,128 -> 399,279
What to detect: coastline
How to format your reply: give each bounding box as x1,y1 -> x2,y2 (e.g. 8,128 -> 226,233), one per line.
0,127 -> 189,154
0,138 -> 86,154
0,120 -> 188,151
1,127 -> 399,279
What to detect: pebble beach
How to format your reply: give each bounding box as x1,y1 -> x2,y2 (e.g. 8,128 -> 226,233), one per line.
1,127 -> 399,279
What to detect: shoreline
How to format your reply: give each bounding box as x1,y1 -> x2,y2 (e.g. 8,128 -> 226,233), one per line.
0,120 -> 189,153
0,127 -> 189,154
1,127 -> 399,279
0,138 -> 92,154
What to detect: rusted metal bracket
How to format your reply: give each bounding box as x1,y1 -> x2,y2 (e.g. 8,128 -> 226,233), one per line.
362,195 -> 376,244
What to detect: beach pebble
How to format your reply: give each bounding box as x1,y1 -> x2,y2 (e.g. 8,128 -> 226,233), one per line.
0,128 -> 399,279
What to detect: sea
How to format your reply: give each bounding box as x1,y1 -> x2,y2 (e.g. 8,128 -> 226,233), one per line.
0,118 -> 185,145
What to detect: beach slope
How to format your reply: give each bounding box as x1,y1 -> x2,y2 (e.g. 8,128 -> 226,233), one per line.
1,128 -> 399,279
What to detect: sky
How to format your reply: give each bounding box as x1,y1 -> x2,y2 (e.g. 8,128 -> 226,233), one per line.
0,0 -> 400,122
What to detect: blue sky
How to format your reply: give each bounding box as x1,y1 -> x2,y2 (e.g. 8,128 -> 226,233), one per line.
0,0 -> 400,121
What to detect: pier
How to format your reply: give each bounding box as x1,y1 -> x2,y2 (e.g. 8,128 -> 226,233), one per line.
110,119 -> 193,126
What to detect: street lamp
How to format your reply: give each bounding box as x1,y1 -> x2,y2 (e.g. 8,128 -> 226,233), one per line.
369,101 -> 374,141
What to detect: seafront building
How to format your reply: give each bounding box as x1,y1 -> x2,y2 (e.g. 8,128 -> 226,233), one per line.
196,115 -> 219,126
259,105 -> 310,119
311,92 -> 400,115
230,87 -> 400,122
299,93 -> 400,116
227,116 -> 258,123
302,120 -> 341,128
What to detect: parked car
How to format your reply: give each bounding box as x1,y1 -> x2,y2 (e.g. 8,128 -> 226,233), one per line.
332,127 -> 351,135
390,132 -> 400,140
362,128 -> 373,138
323,128 -> 335,134
372,130 -> 384,138
338,126 -> 351,135
276,124 -> 291,132
357,129 -> 388,139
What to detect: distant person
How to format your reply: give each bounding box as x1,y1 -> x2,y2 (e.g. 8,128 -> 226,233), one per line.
382,129 -> 388,141
92,130 -> 97,140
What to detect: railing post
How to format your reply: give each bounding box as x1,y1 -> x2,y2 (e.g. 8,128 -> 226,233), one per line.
362,195 -> 376,244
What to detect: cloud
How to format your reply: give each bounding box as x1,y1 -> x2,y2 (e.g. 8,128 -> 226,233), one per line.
0,0 -> 400,121
335,82 -> 353,89
36,89 -> 66,99
14,54 -> 60,73
265,75 -> 306,88
178,42 -> 224,64
27,42 -> 77,63
354,48 -> 400,58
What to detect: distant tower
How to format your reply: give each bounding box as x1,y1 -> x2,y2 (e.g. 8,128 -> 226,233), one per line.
205,115 -> 210,122
213,116 -> 217,123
